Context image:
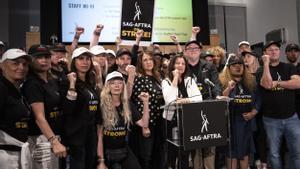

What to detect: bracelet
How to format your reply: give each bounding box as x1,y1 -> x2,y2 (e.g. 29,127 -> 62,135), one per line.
48,135 -> 58,143
94,31 -> 101,36
48,135 -> 55,142
69,88 -> 76,91
98,158 -> 105,162
74,35 -> 80,40
277,81 -> 281,87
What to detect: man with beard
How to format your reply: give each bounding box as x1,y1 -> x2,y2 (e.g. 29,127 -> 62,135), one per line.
285,43 -> 300,68
256,41 -> 300,169
285,43 -> 300,118
238,41 -> 251,55
115,48 -> 136,98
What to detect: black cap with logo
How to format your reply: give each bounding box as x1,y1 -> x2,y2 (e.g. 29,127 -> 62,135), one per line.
28,44 -> 51,57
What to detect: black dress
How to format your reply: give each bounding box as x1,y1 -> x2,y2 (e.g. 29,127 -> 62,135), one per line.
227,82 -> 255,159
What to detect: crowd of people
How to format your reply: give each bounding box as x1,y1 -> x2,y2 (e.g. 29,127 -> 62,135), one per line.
0,24 -> 300,169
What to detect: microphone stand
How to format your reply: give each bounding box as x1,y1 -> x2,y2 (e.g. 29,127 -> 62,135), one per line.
226,98 -> 232,169
176,102 -> 183,169
208,85 -> 213,100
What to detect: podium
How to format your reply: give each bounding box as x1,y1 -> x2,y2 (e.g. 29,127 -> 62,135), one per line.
167,100 -> 229,151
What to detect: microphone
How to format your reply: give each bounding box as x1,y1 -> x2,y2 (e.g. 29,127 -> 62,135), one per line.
204,78 -> 215,87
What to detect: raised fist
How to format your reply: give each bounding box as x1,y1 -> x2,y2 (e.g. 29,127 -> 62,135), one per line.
228,80 -> 236,90
138,92 -> 150,103
262,55 -> 270,65
135,29 -> 144,39
67,72 -> 77,86
95,24 -> 104,33
192,26 -> 201,34
75,26 -> 85,36
170,34 -> 179,44
125,65 -> 136,76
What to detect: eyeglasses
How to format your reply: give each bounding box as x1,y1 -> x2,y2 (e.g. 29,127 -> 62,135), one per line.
186,47 -> 200,51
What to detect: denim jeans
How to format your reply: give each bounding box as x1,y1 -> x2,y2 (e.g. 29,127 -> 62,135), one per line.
263,113 -> 300,169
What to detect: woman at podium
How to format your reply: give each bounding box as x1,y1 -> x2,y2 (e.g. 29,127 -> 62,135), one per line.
162,54 -> 202,169
219,54 -> 258,169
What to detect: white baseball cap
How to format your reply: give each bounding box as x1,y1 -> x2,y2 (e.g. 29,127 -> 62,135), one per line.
90,45 -> 106,56
238,41 -> 250,47
0,41 -> 5,47
105,71 -> 124,82
106,49 -> 116,57
72,47 -> 94,59
1,48 -> 31,63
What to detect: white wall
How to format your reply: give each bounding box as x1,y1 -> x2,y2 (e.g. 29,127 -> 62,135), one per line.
208,0 -> 247,6
246,0 -> 299,56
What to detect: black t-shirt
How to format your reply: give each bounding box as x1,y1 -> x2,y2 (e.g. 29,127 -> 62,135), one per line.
63,80 -> 102,145
108,64 -> 118,73
103,103 -> 141,149
256,62 -> 298,119
295,63 -> 300,114
22,74 -> 63,136
0,75 -> 30,142
178,80 -> 188,98
189,62 -> 200,77
229,82 -> 253,116
120,72 -> 129,82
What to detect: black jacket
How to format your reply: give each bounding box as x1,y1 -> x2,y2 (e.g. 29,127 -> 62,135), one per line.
189,60 -> 222,99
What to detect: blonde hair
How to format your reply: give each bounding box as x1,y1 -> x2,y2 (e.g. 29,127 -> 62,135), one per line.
219,63 -> 256,92
100,81 -> 132,130
207,46 -> 226,63
245,54 -> 260,74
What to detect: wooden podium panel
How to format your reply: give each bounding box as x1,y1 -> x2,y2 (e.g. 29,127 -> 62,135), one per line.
26,32 -> 40,50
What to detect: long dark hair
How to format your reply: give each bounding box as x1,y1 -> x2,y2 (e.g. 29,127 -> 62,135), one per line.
28,56 -> 54,81
70,54 -> 96,89
136,50 -> 161,82
167,53 -> 190,81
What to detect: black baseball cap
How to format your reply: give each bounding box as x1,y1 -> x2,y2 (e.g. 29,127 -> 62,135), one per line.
227,55 -> 244,66
285,43 -> 300,52
50,43 -> 67,52
28,44 -> 51,57
263,41 -> 281,51
241,51 -> 259,58
162,53 -> 170,60
153,50 -> 163,58
116,48 -> 132,58
202,51 -> 214,58
185,40 -> 203,49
